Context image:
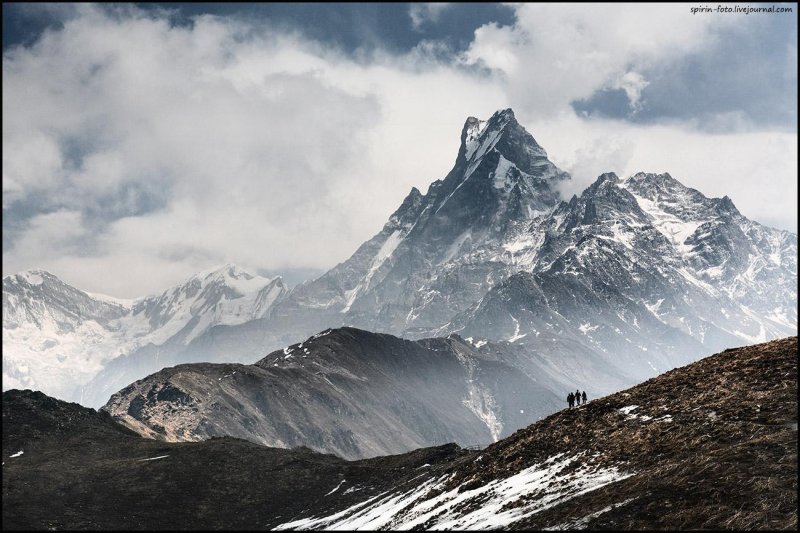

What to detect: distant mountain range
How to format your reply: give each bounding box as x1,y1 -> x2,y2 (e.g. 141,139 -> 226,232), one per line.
3,265 -> 287,404
3,109 -> 796,442
4,337 -> 795,530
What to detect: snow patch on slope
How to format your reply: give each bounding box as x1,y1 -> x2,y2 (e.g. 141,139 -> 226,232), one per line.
625,191 -> 706,255
275,453 -> 632,530
464,119 -> 487,158
18,272 -> 44,286
508,314 -> 527,343
492,155 -> 515,190
342,230 -> 404,313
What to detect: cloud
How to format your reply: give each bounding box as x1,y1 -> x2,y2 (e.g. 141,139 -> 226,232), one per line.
2,5 -> 503,296
409,3 -> 452,31
552,128 -> 636,200
531,112 -> 797,232
2,4 -> 796,297
612,71 -> 649,114
568,9 -> 796,130
460,4 -> 744,119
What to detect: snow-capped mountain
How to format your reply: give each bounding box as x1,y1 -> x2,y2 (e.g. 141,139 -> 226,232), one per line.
2,265 -> 287,404
445,171 -> 797,383
4,108 -> 796,411
623,171 -> 797,329
274,109 -> 569,338
262,109 -> 795,385
271,110 -> 795,352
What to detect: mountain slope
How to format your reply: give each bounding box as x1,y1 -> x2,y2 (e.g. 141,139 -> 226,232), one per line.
446,171 -> 797,383
622,171 -> 797,328
274,336 -> 798,530
4,337 -> 795,530
101,327 -> 566,460
2,388 -> 467,531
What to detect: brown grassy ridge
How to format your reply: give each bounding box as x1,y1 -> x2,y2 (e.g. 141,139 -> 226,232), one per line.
432,336 -> 797,530
3,337 -> 796,530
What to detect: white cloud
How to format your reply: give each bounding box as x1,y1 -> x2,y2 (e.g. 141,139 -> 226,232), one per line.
2,4 -> 796,297
533,113 -> 798,232
2,6 -> 503,296
612,71 -> 650,113
461,4 -> 739,118
2,132 -> 63,208
8,210 -> 89,265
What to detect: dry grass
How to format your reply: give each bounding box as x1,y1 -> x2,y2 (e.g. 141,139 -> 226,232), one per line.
443,336 -> 798,530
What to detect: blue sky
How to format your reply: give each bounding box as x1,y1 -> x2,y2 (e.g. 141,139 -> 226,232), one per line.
3,3 -> 797,296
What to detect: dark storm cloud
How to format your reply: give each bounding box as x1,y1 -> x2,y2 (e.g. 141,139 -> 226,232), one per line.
3,3 -> 516,55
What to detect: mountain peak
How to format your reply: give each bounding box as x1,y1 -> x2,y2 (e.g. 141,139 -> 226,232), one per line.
455,108 -> 563,181
3,269 -> 66,290
715,194 -> 741,216
624,171 -> 680,188
387,186 -> 426,229
459,117 -> 487,159
597,171 -> 620,183
585,172 -> 621,193
459,109 -> 515,150
191,263 -> 263,284
6,270 -> 49,286
621,171 -> 743,219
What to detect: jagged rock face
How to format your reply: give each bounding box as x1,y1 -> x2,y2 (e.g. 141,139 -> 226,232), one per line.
102,327 -> 564,460
623,172 -> 796,326
276,109 -> 570,336
5,337 -> 796,530
446,171 -> 797,382
2,265 -> 288,405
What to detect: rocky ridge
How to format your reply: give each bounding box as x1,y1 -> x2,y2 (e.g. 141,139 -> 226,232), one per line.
101,327 -> 567,459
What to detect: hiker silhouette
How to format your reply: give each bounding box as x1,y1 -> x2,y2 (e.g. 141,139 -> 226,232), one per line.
582,391 -> 587,404
575,389 -> 581,406
567,392 -> 574,408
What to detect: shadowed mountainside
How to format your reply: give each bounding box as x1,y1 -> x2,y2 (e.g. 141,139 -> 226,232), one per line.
101,327 -> 566,459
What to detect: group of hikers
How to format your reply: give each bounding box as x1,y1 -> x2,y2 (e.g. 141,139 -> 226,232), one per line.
567,390 -> 587,408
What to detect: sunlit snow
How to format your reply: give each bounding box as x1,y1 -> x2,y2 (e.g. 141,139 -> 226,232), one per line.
275,453 -> 633,530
